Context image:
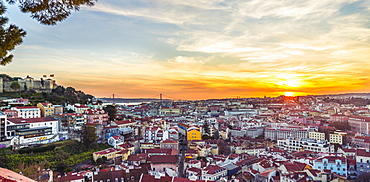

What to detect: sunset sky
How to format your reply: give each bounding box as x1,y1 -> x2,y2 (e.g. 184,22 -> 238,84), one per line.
2,0 -> 370,100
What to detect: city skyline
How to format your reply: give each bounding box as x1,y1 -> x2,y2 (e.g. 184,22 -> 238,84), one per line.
2,0 -> 370,100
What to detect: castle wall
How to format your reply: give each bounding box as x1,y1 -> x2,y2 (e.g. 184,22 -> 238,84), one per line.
1,76 -> 56,93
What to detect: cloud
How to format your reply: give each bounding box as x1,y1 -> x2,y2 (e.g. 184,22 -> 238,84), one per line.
6,0 -> 370,99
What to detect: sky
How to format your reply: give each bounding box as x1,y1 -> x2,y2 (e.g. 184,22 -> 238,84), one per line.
2,0 -> 370,100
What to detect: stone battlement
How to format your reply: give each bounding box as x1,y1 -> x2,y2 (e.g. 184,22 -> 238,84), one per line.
0,75 -> 57,93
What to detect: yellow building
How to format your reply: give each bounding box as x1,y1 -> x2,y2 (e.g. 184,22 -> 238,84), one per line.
187,127 -> 201,141
160,106 -> 181,116
308,131 -> 325,140
37,103 -> 54,117
140,142 -> 160,150
329,131 -> 346,145
93,148 -> 129,161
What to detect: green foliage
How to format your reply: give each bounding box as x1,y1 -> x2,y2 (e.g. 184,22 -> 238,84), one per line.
0,0 -> 97,65
329,121 -> 351,131
0,82 -> 94,105
197,156 -> 208,163
256,134 -> 265,139
203,121 -> 210,135
3,140 -> 109,177
18,144 -> 56,154
0,2 -> 26,65
217,140 -> 231,155
103,105 -> 117,121
0,74 -> 14,81
82,126 -> 98,148
10,0 -> 98,25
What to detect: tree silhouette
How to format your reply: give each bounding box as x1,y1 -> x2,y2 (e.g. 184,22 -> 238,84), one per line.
82,125 -> 98,148
1,0 -> 97,65
0,2 -> 26,65
9,81 -> 20,91
103,105 -> 117,121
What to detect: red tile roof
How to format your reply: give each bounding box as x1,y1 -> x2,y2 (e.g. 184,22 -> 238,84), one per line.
0,167 -> 36,182
204,165 -> 225,174
149,155 -> 177,164
14,106 -> 38,109
140,174 -> 213,182
8,116 -> 57,124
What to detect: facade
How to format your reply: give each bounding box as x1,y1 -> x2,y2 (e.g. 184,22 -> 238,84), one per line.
178,123 -> 202,141
7,116 -> 59,145
160,106 -> 181,116
352,136 -> 370,148
149,155 -> 178,173
53,105 -> 64,115
201,165 -> 227,181
356,149 -> 370,175
330,114 -> 349,122
329,131 -> 345,145
37,103 -> 54,117
230,126 -> 264,138
348,116 -> 370,135
66,104 -> 89,114
277,138 -> 333,153
0,98 -> 29,106
187,127 -> 202,141
160,139 -> 179,150
93,148 -> 128,161
55,113 -> 86,131
144,127 -> 169,143
265,128 -> 308,140
308,131 -> 325,141
313,156 -> 347,177
1,109 -> 18,118
12,106 -> 41,118
115,120 -> 136,129
84,109 -> 109,125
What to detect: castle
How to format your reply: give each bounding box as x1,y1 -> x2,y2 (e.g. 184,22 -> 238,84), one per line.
0,75 -> 57,93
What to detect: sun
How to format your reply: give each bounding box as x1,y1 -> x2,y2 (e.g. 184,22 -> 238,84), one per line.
284,92 -> 295,96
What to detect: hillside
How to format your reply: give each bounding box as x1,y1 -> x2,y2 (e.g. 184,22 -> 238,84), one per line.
0,74 -> 94,105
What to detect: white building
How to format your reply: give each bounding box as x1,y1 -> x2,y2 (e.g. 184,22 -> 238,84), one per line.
143,126 -> 168,143
65,104 -> 89,114
11,106 -> 41,118
201,165 -> 227,181
277,138 -> 334,153
7,116 -> 59,145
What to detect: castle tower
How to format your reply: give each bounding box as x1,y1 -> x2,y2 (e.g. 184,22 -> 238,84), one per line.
25,76 -> 34,90
44,79 -> 54,92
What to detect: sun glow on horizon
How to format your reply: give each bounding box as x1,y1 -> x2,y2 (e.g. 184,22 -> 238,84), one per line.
284,92 -> 295,96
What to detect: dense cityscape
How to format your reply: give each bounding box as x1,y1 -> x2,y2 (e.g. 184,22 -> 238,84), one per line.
0,75 -> 370,182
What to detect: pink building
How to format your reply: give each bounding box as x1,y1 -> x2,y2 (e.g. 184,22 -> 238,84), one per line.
330,114 -> 349,122
85,109 -> 109,125
348,116 -> 370,135
149,155 -> 178,173
1,108 -> 18,118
